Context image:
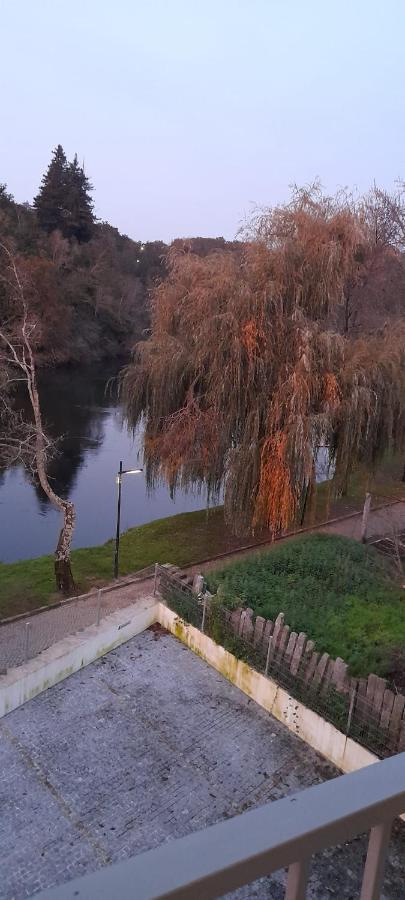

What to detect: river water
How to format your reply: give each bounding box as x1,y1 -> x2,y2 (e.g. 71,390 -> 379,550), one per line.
0,364 -> 206,563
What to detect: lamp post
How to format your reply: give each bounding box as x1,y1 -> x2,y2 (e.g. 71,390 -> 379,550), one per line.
114,461 -> 143,578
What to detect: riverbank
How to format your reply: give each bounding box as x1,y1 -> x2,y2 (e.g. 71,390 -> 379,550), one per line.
0,507 -> 261,618
2,456 -> 405,620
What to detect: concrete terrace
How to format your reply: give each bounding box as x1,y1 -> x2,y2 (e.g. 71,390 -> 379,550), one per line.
0,629 -> 404,900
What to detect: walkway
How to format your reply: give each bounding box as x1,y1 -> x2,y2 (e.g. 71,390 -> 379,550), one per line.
2,499 -> 405,671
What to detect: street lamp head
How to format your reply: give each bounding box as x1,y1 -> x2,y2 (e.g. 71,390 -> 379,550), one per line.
116,467 -> 143,484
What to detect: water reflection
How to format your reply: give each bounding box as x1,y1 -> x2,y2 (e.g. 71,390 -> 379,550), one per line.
0,363 -> 206,563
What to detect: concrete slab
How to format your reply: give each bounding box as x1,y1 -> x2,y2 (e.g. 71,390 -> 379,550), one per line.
0,629 -> 403,899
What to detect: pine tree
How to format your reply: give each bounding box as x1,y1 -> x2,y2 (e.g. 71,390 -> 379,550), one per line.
34,145 -> 68,234
64,154 -> 94,243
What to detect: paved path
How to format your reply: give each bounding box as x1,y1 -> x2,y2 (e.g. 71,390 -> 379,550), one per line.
1,630 -> 404,899
2,500 -> 405,671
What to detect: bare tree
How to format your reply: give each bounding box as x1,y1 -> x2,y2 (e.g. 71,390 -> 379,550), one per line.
0,244 -> 75,592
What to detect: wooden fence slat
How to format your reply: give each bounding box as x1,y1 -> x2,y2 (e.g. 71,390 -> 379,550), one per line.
290,632 -> 308,676
268,613 -> 285,661
366,673 -> 379,706
276,625 -> 290,665
380,689 -> 395,731
253,616 -> 265,647
262,620 -> 273,652
285,632 -> 298,667
241,608 -> 254,642
332,658 -> 349,693
312,652 -> 330,688
372,676 -> 387,718
321,658 -> 335,695
388,695 -> 405,749
304,651 -> 319,684
398,716 -> 405,753
230,608 -> 242,636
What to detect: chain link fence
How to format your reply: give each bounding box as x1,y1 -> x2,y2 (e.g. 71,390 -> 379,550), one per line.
0,567 -> 155,672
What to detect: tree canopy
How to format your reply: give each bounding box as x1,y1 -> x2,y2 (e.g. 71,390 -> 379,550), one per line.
123,185 -> 405,534
0,166 -> 170,366
34,145 -> 94,242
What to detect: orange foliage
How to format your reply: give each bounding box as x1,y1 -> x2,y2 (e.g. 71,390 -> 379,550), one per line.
323,373 -> 341,409
253,432 -> 297,533
241,319 -> 266,360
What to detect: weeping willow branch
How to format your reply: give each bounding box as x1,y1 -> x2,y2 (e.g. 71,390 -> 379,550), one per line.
123,186 -> 405,535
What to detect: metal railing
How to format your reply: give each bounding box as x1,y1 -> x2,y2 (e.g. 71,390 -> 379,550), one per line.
35,753 -> 405,899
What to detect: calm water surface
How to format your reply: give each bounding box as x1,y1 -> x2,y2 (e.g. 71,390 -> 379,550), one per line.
0,364 -> 206,563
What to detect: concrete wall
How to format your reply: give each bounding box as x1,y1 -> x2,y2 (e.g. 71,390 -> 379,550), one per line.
0,598 -> 158,719
157,602 -> 379,775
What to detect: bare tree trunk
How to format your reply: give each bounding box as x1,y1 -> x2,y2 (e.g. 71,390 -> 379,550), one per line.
27,354 -> 76,593
0,243 -> 76,593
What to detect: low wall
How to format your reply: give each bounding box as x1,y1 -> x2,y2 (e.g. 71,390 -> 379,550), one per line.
0,597 -> 158,718
157,602 -> 378,775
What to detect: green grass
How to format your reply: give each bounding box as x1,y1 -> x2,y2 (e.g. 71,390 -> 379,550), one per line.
206,533 -> 405,678
0,506 -> 257,619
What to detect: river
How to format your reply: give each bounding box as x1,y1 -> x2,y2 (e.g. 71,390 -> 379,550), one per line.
0,364 -> 206,563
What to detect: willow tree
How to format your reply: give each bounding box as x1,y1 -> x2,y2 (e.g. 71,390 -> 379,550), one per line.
123,186 -> 405,535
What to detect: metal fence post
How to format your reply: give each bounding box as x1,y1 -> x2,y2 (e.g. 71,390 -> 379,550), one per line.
360,492 -> 372,543
346,687 -> 356,735
154,563 -> 158,596
265,636 -> 272,676
24,622 -> 31,663
96,590 -> 102,627
201,595 -> 207,633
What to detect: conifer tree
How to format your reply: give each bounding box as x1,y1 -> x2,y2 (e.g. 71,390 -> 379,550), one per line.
64,154 -> 94,242
34,145 -> 68,234
34,147 -> 95,242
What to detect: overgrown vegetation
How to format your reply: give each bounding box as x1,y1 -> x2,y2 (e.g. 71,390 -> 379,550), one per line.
206,533 -> 405,678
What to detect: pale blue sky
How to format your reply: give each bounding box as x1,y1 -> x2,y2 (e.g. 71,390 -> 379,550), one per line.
1,0 -> 404,241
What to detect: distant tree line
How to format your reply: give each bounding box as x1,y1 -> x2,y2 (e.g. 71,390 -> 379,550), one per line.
0,146 -> 239,368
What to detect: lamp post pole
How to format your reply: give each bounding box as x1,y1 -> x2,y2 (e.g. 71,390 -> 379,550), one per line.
114,462 -> 143,579
114,461 -> 123,579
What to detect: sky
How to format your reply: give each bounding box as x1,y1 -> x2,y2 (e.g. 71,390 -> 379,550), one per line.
1,0 -> 404,242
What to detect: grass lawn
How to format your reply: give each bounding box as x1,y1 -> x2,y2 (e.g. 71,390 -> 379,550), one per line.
0,506 -> 265,619
206,533 -> 405,679
2,452 -> 405,623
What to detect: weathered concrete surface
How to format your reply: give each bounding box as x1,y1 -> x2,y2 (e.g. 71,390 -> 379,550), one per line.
0,630 -> 404,900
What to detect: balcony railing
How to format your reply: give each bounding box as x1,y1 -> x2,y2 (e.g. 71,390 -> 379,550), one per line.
36,753 -> 405,900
